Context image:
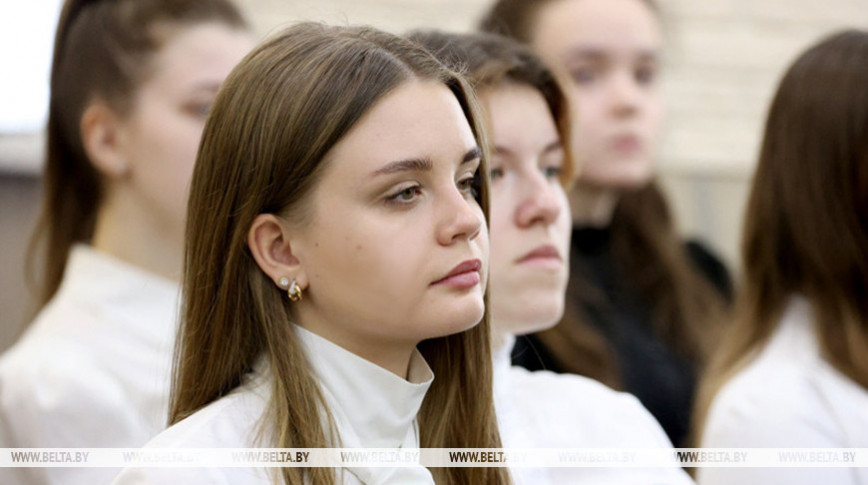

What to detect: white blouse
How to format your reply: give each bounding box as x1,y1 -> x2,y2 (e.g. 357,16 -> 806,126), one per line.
698,296 -> 868,485
0,245 -> 179,485
495,334 -> 695,485
110,325 -> 435,485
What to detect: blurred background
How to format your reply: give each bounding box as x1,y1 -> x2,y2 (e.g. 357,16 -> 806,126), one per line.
2,0 -> 867,352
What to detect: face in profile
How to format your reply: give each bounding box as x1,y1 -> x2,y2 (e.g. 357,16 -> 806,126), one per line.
481,83 -> 571,336
531,0 -> 664,189
113,23 -> 254,240
289,80 -> 489,360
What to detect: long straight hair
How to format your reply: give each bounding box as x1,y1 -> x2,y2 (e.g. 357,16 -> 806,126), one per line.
694,29 -> 868,443
171,23 -> 511,485
28,0 -> 247,307
479,0 -> 728,386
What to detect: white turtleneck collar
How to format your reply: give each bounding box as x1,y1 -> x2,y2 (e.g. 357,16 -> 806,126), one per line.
293,325 -> 435,484
492,332 -> 516,395
294,324 -> 433,448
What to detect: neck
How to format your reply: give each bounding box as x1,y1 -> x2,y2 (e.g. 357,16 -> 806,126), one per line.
91,186 -> 183,282
570,183 -> 619,227
294,309 -> 416,379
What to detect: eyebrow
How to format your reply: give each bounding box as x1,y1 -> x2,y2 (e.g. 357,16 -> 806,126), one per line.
492,141 -> 561,157
543,140 -> 563,154
371,147 -> 481,177
187,82 -> 222,94
565,47 -> 659,64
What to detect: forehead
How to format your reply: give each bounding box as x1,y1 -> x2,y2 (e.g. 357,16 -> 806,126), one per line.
482,84 -> 558,146
532,0 -> 662,57
323,80 -> 478,178
144,23 -> 253,92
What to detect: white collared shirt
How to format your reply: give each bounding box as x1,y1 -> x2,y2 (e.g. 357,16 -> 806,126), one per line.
494,334 -> 695,485
110,325 -> 435,485
0,245 -> 179,485
698,296 -> 868,485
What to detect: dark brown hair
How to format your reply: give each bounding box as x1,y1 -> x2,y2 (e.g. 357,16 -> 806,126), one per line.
695,29 -> 868,443
28,0 -> 247,306
479,0 -> 727,387
408,30 -> 576,186
172,22 -> 510,485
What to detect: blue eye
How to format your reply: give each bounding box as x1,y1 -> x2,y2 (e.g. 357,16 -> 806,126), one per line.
490,167 -> 504,181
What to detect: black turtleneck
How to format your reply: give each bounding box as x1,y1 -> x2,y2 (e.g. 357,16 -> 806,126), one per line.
512,226 -> 732,447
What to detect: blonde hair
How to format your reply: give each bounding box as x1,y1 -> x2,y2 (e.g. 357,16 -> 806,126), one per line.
171,23 -> 511,484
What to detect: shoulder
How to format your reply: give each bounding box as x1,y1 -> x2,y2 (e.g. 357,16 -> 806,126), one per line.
702,353 -> 840,447
111,385 -> 273,485
505,366 -> 674,448
145,380 -> 269,450
0,327 -> 145,447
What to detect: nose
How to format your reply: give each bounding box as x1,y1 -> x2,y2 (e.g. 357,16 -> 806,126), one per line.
515,172 -> 562,228
436,187 -> 484,246
609,70 -> 640,118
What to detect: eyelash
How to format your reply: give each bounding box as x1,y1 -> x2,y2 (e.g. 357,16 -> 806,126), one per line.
457,173 -> 479,198
569,66 -> 657,85
385,172 -> 479,206
489,166 -> 561,181
543,165 -> 563,179
386,185 -> 422,205
184,102 -> 212,118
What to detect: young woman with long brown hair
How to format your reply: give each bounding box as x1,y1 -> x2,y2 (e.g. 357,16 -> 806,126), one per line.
411,30 -> 694,485
479,0 -> 731,446
695,29 -> 868,485
0,1 -> 252,484
110,22 -> 510,485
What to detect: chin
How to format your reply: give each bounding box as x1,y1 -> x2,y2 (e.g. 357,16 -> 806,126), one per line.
426,300 -> 486,340
501,303 -> 564,336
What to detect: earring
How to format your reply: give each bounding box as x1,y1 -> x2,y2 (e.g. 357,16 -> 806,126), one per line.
278,277 -> 303,302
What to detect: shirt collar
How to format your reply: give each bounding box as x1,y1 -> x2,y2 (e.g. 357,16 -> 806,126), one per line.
768,294 -> 818,358
294,324 -> 433,448
492,333 -> 516,396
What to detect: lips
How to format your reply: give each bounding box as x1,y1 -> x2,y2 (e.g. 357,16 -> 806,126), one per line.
611,134 -> 642,153
431,259 -> 482,289
517,245 -> 561,264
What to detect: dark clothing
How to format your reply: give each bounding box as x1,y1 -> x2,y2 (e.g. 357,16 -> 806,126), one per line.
512,226 -> 732,447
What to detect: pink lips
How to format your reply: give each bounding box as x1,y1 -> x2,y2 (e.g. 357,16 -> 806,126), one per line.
611,134 -> 642,154
517,245 -> 562,267
431,259 -> 482,289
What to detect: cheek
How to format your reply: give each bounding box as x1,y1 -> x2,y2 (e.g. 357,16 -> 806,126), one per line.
644,95 -> 665,137
487,188 -> 514,269
569,93 -> 606,152
312,217 -> 426,298
134,108 -> 204,181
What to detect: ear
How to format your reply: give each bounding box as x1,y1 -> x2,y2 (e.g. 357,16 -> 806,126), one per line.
80,101 -> 130,179
247,214 -> 308,291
